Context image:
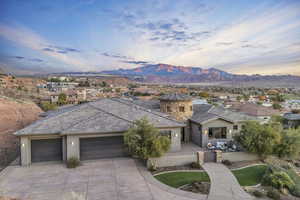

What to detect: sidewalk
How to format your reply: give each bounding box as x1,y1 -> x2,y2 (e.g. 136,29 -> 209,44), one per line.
202,163 -> 254,200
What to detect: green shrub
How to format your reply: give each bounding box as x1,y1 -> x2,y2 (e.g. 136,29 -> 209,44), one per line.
124,117 -> 170,160
67,157 -> 80,168
252,190 -> 264,198
291,185 -> 300,197
262,169 -> 295,190
190,162 -> 201,169
222,160 -> 232,166
267,189 -> 281,200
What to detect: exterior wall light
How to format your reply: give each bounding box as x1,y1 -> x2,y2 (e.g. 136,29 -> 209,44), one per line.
175,133 -> 178,137
71,141 -> 74,146
22,143 -> 25,147
204,129 -> 208,135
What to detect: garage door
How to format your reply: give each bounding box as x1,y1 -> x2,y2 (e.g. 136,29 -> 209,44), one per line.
31,138 -> 62,163
80,136 -> 126,161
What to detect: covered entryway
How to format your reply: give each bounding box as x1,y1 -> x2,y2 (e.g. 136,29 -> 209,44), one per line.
31,138 -> 62,163
80,136 -> 126,161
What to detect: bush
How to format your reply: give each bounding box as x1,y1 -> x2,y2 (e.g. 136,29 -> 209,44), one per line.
67,157 -> 80,168
124,117 -> 171,160
190,162 -> 201,169
262,169 -> 295,191
222,160 -> 232,166
40,102 -> 57,111
235,121 -> 281,157
267,189 -> 281,200
291,185 -> 300,197
252,190 -> 264,198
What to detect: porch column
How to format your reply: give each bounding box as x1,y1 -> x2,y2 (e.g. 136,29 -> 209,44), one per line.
20,136 -> 31,166
201,128 -> 209,148
66,135 -> 80,160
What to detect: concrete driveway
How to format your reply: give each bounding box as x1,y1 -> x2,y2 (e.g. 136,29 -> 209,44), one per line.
0,158 -> 202,200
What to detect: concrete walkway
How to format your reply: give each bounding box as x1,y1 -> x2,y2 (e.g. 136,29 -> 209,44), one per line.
202,163 -> 254,200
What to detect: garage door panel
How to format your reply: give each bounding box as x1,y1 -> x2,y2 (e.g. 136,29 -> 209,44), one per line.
31,138 -> 62,163
80,136 -> 126,160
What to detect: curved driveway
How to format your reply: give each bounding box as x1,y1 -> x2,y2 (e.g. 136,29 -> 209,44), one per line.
0,158 -> 255,200
202,163 -> 254,200
0,158 -> 204,200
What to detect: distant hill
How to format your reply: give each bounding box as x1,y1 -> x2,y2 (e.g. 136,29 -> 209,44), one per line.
101,64 -> 300,84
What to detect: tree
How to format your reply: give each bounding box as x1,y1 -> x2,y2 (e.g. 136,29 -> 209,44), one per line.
236,121 -> 281,157
275,128 -> 300,159
236,96 -> 242,101
100,81 -> 107,87
124,118 -> 171,160
40,102 -> 57,111
199,92 -> 210,98
272,103 -> 282,110
58,93 -> 67,105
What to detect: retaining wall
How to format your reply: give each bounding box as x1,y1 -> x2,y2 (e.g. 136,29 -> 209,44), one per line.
222,152 -> 259,162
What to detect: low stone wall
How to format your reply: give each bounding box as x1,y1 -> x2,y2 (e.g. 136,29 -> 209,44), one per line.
222,152 -> 259,162
147,153 -> 198,168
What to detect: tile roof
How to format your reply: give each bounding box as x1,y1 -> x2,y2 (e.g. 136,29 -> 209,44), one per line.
230,103 -> 281,117
15,98 -> 184,136
283,113 -> 300,120
159,93 -> 192,101
190,104 -> 255,124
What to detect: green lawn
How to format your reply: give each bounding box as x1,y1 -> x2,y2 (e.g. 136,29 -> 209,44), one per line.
154,172 -> 210,188
232,165 -> 268,186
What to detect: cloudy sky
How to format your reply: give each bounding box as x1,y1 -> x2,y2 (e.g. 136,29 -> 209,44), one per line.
0,0 -> 300,75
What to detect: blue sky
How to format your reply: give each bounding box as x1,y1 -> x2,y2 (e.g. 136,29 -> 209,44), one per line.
0,0 -> 300,75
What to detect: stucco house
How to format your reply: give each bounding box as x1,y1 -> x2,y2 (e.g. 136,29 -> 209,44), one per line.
15,98 -> 184,166
283,112 -> 300,129
189,104 -> 254,147
15,94 -> 254,166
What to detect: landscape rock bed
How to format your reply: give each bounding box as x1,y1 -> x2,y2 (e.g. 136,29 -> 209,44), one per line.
179,181 -> 210,195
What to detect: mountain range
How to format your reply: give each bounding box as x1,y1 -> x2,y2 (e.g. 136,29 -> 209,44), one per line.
101,64 -> 300,83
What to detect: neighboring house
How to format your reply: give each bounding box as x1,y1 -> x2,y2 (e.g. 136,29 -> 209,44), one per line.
47,82 -> 79,92
283,112 -> 300,129
189,104 -> 254,147
230,102 -> 282,123
50,89 -> 87,104
15,98 -> 184,166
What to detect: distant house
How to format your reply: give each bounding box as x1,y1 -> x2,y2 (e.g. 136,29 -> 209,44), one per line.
229,102 -> 282,123
283,112 -> 300,129
50,89 -> 86,104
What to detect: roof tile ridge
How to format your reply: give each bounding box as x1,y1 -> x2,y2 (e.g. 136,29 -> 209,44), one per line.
88,101 -> 134,124
14,103 -> 89,135
110,98 -> 184,124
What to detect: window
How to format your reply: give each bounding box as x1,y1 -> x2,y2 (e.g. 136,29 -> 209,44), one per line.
179,106 -> 185,112
233,125 -> 238,130
190,106 -> 193,111
167,106 -> 172,112
208,127 -> 227,139
160,130 -> 172,139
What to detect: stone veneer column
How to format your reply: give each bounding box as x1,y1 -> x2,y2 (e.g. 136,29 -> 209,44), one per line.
215,150 -> 222,163
197,151 -> 205,165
